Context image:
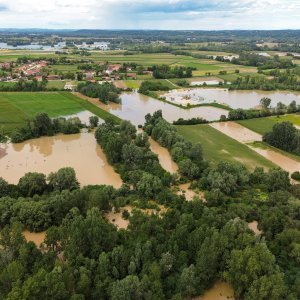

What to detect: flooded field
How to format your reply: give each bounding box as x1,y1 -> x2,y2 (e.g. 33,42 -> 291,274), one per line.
162,88 -> 300,109
149,138 -> 178,174
251,145 -> 300,174
75,92 -> 229,125
0,132 -> 122,187
23,230 -> 46,247
211,121 -> 300,174
194,281 -> 235,300
63,110 -> 102,125
210,122 -> 262,143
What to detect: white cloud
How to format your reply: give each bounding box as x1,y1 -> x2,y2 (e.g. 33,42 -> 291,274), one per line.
0,0 -> 298,29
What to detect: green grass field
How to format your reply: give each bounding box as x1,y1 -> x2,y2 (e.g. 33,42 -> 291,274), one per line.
0,92 -> 120,133
176,124 -> 275,170
237,114 -> 300,135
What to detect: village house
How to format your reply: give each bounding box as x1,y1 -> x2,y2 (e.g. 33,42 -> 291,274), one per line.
105,64 -> 122,75
126,73 -> 137,79
85,72 -> 95,81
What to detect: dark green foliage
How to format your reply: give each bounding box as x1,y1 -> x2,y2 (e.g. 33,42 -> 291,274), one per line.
77,82 -> 121,104
173,117 -> 208,125
291,171 -> 300,182
47,167 -> 80,192
263,122 -> 300,155
11,113 -> 83,143
151,65 -> 193,79
138,81 -> 170,95
18,172 -> 47,197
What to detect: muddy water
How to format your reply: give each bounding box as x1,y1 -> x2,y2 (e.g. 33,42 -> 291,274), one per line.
250,146 -> 300,174
0,133 -> 122,187
149,138 -> 178,174
211,121 -> 300,174
62,110 -> 103,125
23,230 -> 46,247
74,92 -> 229,125
194,281 -> 235,300
177,183 -> 205,202
210,122 -> 262,143
162,88 -> 300,109
248,221 -> 262,236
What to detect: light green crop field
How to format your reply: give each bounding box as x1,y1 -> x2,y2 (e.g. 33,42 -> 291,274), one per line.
176,124 -> 275,170
124,80 -> 141,89
237,114 -> 300,135
0,92 -> 120,133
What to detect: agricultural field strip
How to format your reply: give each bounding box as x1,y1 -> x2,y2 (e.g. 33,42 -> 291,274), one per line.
210,121 -> 300,173
176,124 -> 274,170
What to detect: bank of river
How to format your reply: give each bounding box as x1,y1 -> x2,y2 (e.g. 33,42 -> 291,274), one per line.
162,88 -> 300,109
193,281 -> 235,300
210,121 -> 300,174
0,132 -> 122,187
75,92 -> 229,126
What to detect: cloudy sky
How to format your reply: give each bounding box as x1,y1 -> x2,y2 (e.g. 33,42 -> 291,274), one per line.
0,0 -> 299,30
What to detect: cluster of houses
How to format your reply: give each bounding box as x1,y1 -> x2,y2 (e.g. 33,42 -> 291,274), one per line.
16,61 -> 48,76
84,63 -> 141,84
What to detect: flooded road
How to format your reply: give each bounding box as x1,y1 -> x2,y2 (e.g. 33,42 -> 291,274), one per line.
194,281 -> 235,300
210,121 -> 300,174
0,133 -> 122,187
149,138 -> 178,174
74,92 -> 229,126
162,88 -> 300,109
23,230 -> 46,247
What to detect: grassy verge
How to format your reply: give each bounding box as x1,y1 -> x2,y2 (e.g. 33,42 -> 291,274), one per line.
176,124 -> 275,170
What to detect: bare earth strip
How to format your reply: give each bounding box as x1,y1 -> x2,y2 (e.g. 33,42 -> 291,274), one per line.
210,121 -> 300,174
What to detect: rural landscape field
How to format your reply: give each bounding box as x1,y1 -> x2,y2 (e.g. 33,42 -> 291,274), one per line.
0,1 -> 300,300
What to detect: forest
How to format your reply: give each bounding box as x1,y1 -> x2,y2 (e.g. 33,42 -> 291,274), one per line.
0,112 -> 299,299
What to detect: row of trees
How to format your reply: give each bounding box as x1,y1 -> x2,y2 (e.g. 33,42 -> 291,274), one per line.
144,111 -> 207,180
224,99 -> 299,122
138,80 -> 170,95
150,65 -> 194,79
95,118 -> 173,198
77,82 -> 121,104
11,113 -> 83,143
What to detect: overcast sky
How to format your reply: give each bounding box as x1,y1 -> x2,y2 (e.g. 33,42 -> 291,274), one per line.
0,0 -> 299,30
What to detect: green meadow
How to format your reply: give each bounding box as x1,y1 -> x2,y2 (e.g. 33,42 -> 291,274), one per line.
0,92 -> 119,133
237,114 -> 300,135
176,124 -> 275,170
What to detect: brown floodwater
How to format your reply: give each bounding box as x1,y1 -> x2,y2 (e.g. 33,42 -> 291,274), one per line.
149,138 -> 178,174
74,92 -> 229,126
163,88 -> 300,109
210,122 -> 262,143
193,281 -> 235,300
22,230 -> 46,247
62,110 -> 103,125
0,133 -> 122,187
210,121 -> 300,174
177,183 -> 205,202
248,221 -> 262,236
250,146 -> 300,174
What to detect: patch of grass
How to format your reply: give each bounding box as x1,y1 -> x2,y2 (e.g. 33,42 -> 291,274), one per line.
176,124 -> 275,170
0,91 -> 120,133
124,80 -> 141,89
237,114 -> 300,135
